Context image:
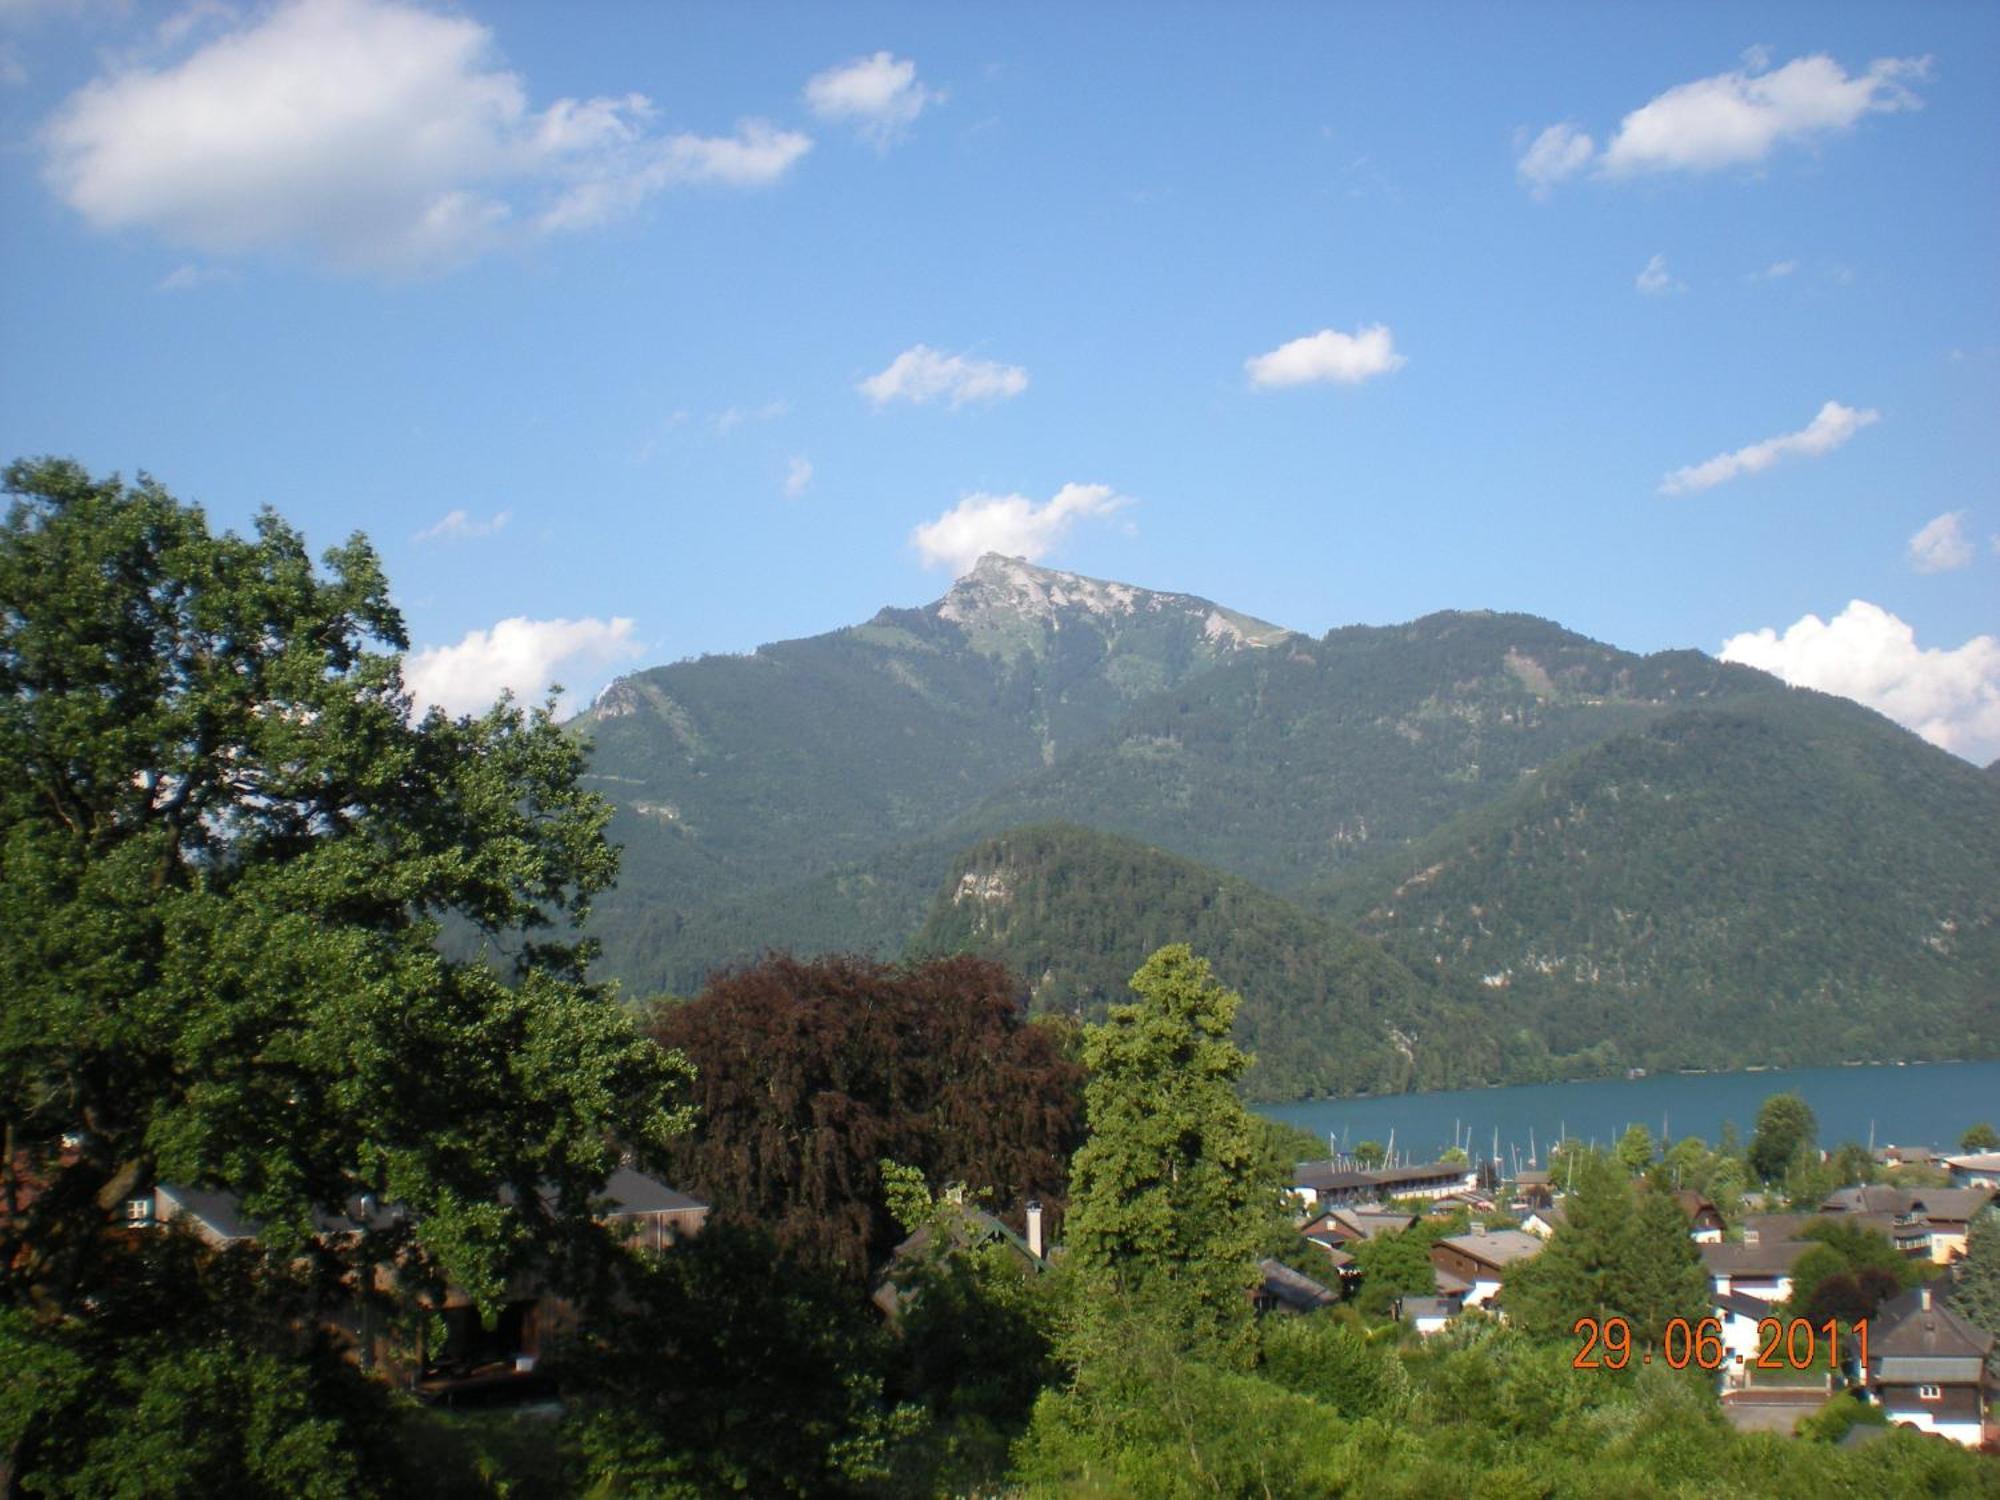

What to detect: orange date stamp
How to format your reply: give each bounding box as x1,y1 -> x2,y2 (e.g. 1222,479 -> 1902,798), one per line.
1570,1314 -> 1866,1372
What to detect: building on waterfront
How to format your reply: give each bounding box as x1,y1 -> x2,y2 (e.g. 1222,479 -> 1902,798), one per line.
1291,1159 -> 1479,1211
1818,1185 -> 1996,1263
1943,1152 -> 2000,1191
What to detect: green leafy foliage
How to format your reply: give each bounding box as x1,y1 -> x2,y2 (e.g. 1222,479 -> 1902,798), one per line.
1962,1122 -> 2000,1153
556,1226 -> 924,1498
1064,946 -> 1281,1362
1505,1156 -> 1706,1342
1751,1093 -> 1818,1185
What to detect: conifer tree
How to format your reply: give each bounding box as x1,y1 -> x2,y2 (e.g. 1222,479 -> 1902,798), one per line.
1064,945 -> 1279,1361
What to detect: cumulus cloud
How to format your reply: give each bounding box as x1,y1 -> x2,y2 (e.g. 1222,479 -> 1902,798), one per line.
1659,400 -> 1878,496
1635,252 -> 1682,296
413,507 -> 509,543
784,456 -> 813,498
910,482 -> 1131,576
1720,601 -> 2000,763
403,615 -> 641,718
1519,53 -> 1925,193
1515,122 -> 1594,195
1753,259 -> 1798,279
803,51 -> 939,147
40,0 -> 810,274
1907,511 -> 1974,574
859,345 -> 1028,407
1245,324 -> 1405,388
1601,53 -> 1927,175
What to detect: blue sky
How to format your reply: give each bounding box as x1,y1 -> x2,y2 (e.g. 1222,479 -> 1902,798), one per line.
2,1 -> 1995,759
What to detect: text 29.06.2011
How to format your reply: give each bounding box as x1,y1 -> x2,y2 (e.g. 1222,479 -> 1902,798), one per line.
1571,1315 -> 1866,1372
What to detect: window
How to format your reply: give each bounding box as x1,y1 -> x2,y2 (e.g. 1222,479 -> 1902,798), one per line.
1918,1384 -> 1942,1401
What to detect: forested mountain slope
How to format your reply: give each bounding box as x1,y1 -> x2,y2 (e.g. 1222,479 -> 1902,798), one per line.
905,824 -> 1503,1101
1317,689 -> 2000,1073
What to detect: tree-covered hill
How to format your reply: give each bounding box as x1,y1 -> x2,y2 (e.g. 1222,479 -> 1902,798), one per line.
944,610 -> 1777,897
1317,688 -> 2000,1075
904,823 -> 1500,1101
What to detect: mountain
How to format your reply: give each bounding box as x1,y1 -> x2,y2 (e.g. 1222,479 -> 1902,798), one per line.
905,824 -> 1505,1102
572,556 -> 2000,1097
1317,689 -> 2000,1072
578,555 -> 1292,984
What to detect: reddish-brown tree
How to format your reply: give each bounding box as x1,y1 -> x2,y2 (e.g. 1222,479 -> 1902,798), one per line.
646,953 -> 1084,1277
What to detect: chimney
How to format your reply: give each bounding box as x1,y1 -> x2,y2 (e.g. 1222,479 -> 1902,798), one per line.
1025,1200 -> 1044,1260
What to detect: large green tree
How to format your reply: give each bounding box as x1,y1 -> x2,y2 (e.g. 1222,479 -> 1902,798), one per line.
1749,1093 -> 1817,1184
1064,945 -> 1280,1361
1,461 -> 690,1470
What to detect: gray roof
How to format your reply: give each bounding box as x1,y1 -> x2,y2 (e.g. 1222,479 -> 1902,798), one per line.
1258,1258 -> 1337,1312
1436,1228 -> 1543,1269
1870,1285 -> 1994,1364
1821,1185 -> 1994,1223
1876,1356 -> 1988,1384
1713,1289 -> 1776,1322
598,1167 -> 707,1217
156,1184 -> 262,1243
1701,1240 -> 1813,1278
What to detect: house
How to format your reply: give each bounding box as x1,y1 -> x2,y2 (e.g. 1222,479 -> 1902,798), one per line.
1397,1293 -> 1462,1336
1699,1238 -> 1814,1304
1819,1185 -> 1995,1263
1290,1159 -> 1479,1211
1943,1152 -> 2000,1191
1711,1289 -> 1774,1375
1864,1283 -> 1994,1446
871,1203 -> 1047,1319
1429,1224 -> 1544,1308
1254,1258 -> 1339,1315
1672,1190 -> 1726,1243
1520,1201 -> 1566,1240
148,1169 -> 708,1394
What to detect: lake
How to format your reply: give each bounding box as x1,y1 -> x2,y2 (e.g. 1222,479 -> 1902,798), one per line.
1259,1060 -> 2000,1167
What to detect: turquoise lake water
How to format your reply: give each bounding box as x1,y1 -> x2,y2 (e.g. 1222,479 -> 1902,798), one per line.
1259,1059 -> 2000,1165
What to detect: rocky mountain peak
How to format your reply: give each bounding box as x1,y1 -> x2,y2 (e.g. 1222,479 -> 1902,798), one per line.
932,554 -> 1293,649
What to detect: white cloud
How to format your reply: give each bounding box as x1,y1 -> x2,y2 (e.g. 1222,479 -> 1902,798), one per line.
1720,601 -> 2000,763
803,51 -> 939,147
1520,54 -> 1926,194
1515,122 -> 1594,195
1635,252 -> 1683,296
711,398 -> 788,436
1245,324 -> 1405,388
784,456 -> 812,498
1907,511 -> 1974,574
413,507 -> 509,543
859,345 -> 1028,408
40,0 -> 809,274
1754,259 -> 1798,279
156,260 -> 232,291
1659,399 -> 1878,496
403,615 -> 641,718
910,482 -> 1132,576
1600,53 -> 1927,176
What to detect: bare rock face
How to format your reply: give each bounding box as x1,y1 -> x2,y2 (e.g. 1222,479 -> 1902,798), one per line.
927,552 -> 1294,661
